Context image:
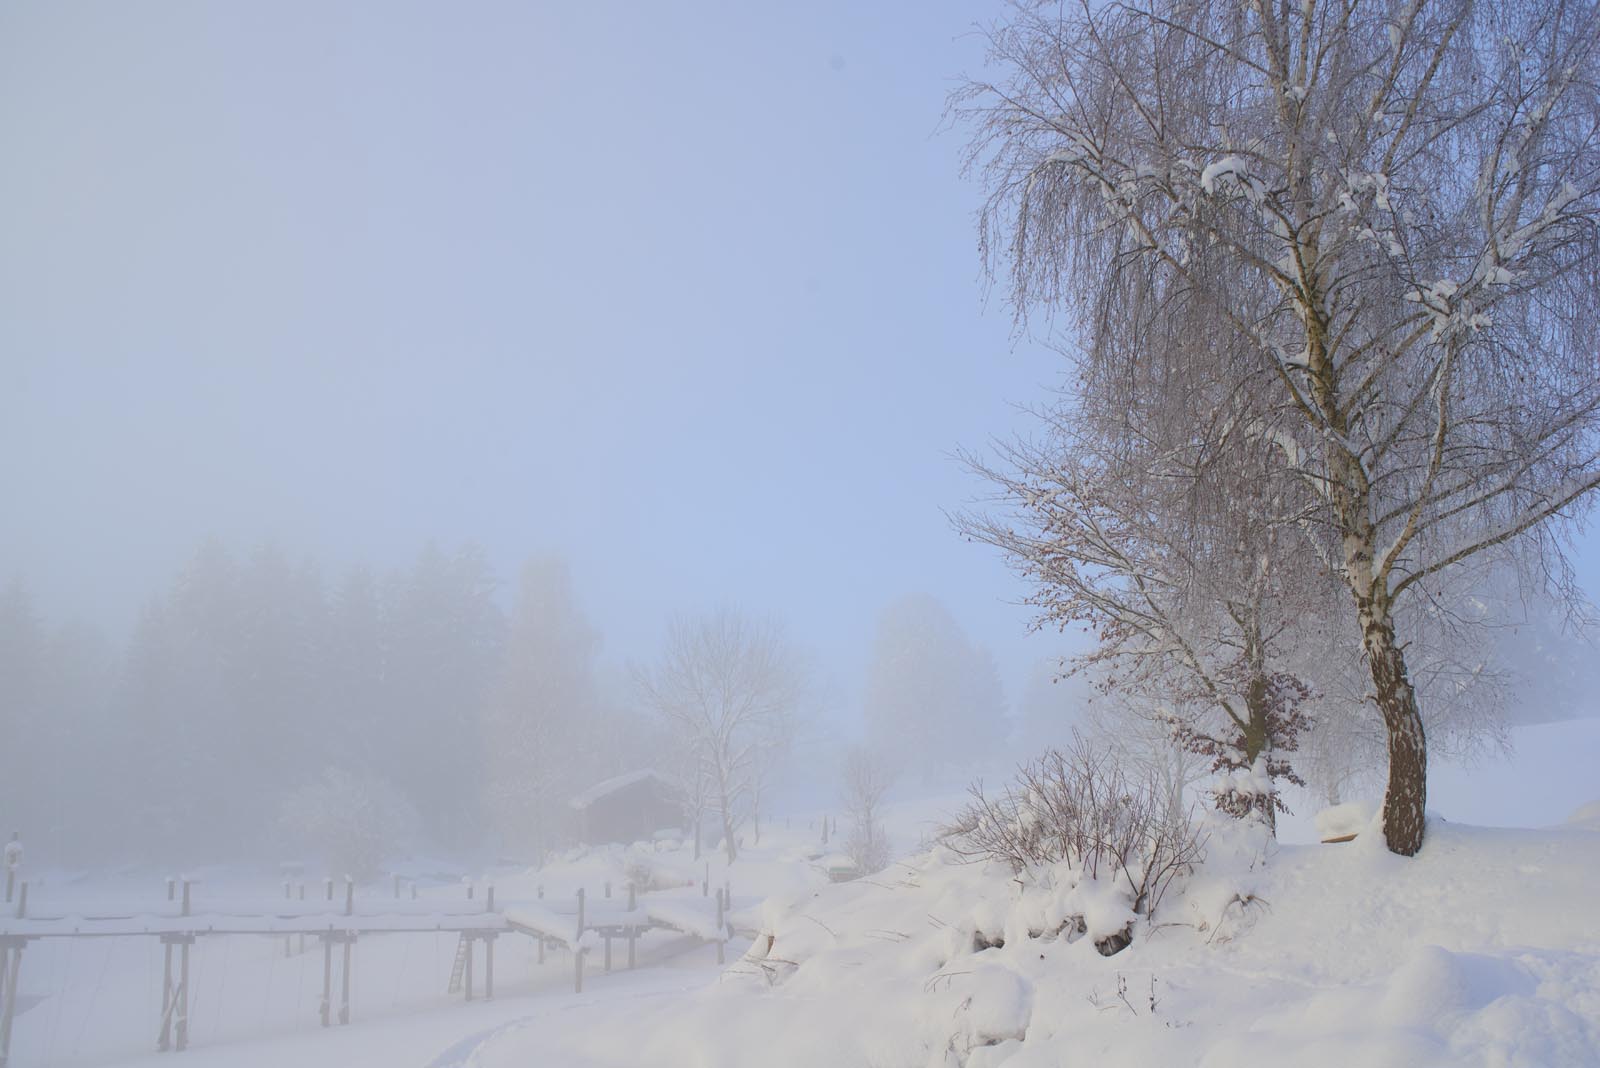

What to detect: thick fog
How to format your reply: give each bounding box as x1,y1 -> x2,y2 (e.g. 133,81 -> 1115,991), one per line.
2,0 -> 1598,869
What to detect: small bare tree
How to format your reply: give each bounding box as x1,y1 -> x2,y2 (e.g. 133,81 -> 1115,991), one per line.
840,745 -> 895,873
958,0 -> 1600,854
959,379 -> 1333,830
637,609 -> 805,863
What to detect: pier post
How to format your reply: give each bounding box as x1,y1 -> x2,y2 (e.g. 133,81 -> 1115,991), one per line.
158,940 -> 174,1050
320,936 -> 333,1027
485,935 -> 495,1000
604,931 -> 612,972
0,939 -> 23,1068
464,938 -> 474,1002
176,937 -> 191,1051
340,936 -> 352,1025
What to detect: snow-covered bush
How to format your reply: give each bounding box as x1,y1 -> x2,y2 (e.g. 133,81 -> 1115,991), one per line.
942,735 -> 1204,925
840,745 -> 894,875
276,767 -> 420,880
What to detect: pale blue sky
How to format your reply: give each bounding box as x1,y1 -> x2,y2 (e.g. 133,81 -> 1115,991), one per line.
2,1 -> 1595,718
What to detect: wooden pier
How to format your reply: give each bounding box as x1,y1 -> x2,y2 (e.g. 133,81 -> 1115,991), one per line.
0,873 -> 752,1065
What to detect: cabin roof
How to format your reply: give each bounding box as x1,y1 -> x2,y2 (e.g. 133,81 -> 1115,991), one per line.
567,769 -> 679,810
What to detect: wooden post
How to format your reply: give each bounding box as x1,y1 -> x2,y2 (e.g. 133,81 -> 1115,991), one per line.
466,879 -> 474,901
0,940 -> 21,1068
627,883 -> 636,911
181,880 -> 191,918
284,882 -> 292,958
158,939 -> 174,1050
340,936 -> 352,1025
604,881 -> 611,899
703,861 -> 709,897
325,877 -> 333,903
715,889 -> 726,965
320,936 -> 333,1027
576,888 -> 586,939
574,944 -> 584,994
344,876 -> 354,917
176,938 -> 190,1051
486,884 -> 495,912
604,931 -> 612,972
627,926 -> 637,970
537,934 -> 545,966
167,877 -> 176,903
485,936 -> 495,1000
464,938 -> 474,1002
393,873 -> 401,899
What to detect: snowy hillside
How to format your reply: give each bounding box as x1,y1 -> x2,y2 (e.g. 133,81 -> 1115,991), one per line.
466,813 -> 1600,1067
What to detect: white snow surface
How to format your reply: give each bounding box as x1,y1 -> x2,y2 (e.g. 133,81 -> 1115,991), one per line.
451,814 -> 1600,1068
7,725 -> 1600,1068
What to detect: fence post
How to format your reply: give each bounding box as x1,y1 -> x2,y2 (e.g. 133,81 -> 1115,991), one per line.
715,889 -> 725,965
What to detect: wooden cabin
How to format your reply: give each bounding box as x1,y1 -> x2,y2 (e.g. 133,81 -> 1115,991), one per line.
568,770 -> 682,846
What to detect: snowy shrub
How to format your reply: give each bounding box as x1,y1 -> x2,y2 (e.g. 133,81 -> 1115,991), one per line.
942,734 -> 1205,924
276,766 -> 420,880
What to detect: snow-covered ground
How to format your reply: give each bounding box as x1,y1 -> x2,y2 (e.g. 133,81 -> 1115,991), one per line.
6,720 -> 1599,1067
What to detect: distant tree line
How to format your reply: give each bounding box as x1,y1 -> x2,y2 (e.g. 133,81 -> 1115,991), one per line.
0,542 -> 658,869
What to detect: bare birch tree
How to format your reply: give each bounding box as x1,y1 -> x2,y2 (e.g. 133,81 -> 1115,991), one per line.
957,0 -> 1600,854
637,609 -> 805,863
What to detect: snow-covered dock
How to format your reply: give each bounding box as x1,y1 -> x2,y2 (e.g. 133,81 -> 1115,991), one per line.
0,875 -> 751,1063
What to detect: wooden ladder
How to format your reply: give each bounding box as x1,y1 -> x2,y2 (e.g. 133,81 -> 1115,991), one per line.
446,934 -> 470,994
